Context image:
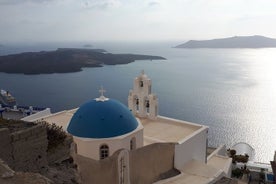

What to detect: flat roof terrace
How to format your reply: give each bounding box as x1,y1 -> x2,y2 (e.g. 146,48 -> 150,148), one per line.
139,116 -> 205,145
40,110 -> 206,145
42,109 -> 77,131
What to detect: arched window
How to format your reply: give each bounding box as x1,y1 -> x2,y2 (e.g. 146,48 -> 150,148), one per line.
135,98 -> 139,111
130,137 -> 136,150
145,99 -> 150,113
100,144 -> 109,159
140,80 -> 143,87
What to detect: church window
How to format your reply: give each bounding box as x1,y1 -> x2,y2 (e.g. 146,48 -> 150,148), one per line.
100,144 -> 109,159
145,100 -> 150,113
140,81 -> 143,87
135,98 -> 139,111
130,137 -> 136,150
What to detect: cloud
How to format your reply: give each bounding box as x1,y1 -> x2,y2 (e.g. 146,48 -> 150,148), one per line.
82,0 -> 121,10
0,0 -> 56,5
148,1 -> 160,7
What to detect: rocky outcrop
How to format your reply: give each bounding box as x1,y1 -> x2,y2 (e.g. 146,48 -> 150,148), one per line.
0,120 -> 80,184
0,124 -> 48,172
0,159 -> 53,184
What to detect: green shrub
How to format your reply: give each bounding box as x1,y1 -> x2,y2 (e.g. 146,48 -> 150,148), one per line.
41,122 -> 67,151
227,149 -> 249,163
232,168 -> 243,178
234,154 -> 249,163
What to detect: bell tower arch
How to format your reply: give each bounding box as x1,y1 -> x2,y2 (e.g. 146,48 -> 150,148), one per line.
128,71 -> 158,120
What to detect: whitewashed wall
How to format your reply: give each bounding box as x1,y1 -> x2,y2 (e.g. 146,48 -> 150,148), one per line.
174,127 -> 208,170
74,125 -> 143,160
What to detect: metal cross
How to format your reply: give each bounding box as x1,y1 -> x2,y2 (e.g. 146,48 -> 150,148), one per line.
99,86 -> 106,97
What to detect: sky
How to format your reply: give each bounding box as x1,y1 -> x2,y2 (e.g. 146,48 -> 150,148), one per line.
1,0 -> 276,42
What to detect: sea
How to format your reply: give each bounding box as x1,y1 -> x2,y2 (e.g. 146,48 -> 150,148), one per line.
0,41 -> 276,163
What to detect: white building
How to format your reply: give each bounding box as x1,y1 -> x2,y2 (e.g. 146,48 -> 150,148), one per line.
25,71 -> 232,184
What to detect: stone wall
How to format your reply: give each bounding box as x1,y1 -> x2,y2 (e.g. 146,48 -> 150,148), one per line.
129,143 -> 175,184
0,128 -> 13,166
0,159 -> 53,184
0,123 -> 79,184
73,150 -> 119,184
0,124 -> 48,172
47,136 -> 72,164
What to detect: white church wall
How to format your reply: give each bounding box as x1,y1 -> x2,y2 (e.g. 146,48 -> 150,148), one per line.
74,125 -> 143,160
119,127 -> 143,150
174,127 -> 208,170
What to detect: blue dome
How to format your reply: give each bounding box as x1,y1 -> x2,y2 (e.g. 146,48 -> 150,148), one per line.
67,98 -> 138,138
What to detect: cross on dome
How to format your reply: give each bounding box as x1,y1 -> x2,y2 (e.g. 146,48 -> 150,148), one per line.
95,86 -> 109,102
99,86 -> 106,97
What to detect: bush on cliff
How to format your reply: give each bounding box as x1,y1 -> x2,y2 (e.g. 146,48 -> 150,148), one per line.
42,122 -> 67,151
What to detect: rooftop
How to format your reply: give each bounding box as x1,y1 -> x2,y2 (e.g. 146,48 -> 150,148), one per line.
39,110 -> 206,146
140,116 -> 205,145
155,155 -> 233,184
41,109 -> 77,131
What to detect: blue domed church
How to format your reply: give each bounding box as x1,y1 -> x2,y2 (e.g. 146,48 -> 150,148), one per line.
67,88 -> 144,160
32,71 -> 232,184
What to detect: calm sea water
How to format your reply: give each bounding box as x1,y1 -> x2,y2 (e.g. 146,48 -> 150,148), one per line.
0,42 -> 276,163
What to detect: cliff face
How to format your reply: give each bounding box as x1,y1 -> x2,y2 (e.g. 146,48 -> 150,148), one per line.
175,35 -> 276,48
0,159 -> 53,184
0,120 -> 80,184
0,125 -> 48,172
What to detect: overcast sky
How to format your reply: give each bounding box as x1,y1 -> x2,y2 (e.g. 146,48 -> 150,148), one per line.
1,0 -> 276,42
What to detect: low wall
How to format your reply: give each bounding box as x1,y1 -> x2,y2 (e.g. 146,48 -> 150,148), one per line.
129,143 -> 175,184
47,136 -> 73,164
0,128 -> 13,166
74,151 -> 119,184
73,142 -> 176,184
21,108 -> 51,122
11,124 -> 48,172
174,127 -> 208,170
0,124 -> 48,172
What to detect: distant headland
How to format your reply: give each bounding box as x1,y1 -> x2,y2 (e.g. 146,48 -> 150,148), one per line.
83,44 -> 93,48
175,35 -> 276,48
0,48 -> 165,75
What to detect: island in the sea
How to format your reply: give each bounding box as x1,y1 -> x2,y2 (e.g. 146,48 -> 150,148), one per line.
83,44 -> 93,48
175,35 -> 276,48
0,48 -> 165,74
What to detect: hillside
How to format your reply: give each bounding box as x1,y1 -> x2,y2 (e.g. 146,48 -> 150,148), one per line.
175,35 -> 276,48
0,48 -> 165,74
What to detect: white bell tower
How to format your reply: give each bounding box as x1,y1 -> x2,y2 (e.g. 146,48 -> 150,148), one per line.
128,71 -> 158,120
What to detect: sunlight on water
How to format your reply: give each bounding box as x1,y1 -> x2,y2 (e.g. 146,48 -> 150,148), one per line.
242,49 -> 276,162
202,48 -> 276,162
